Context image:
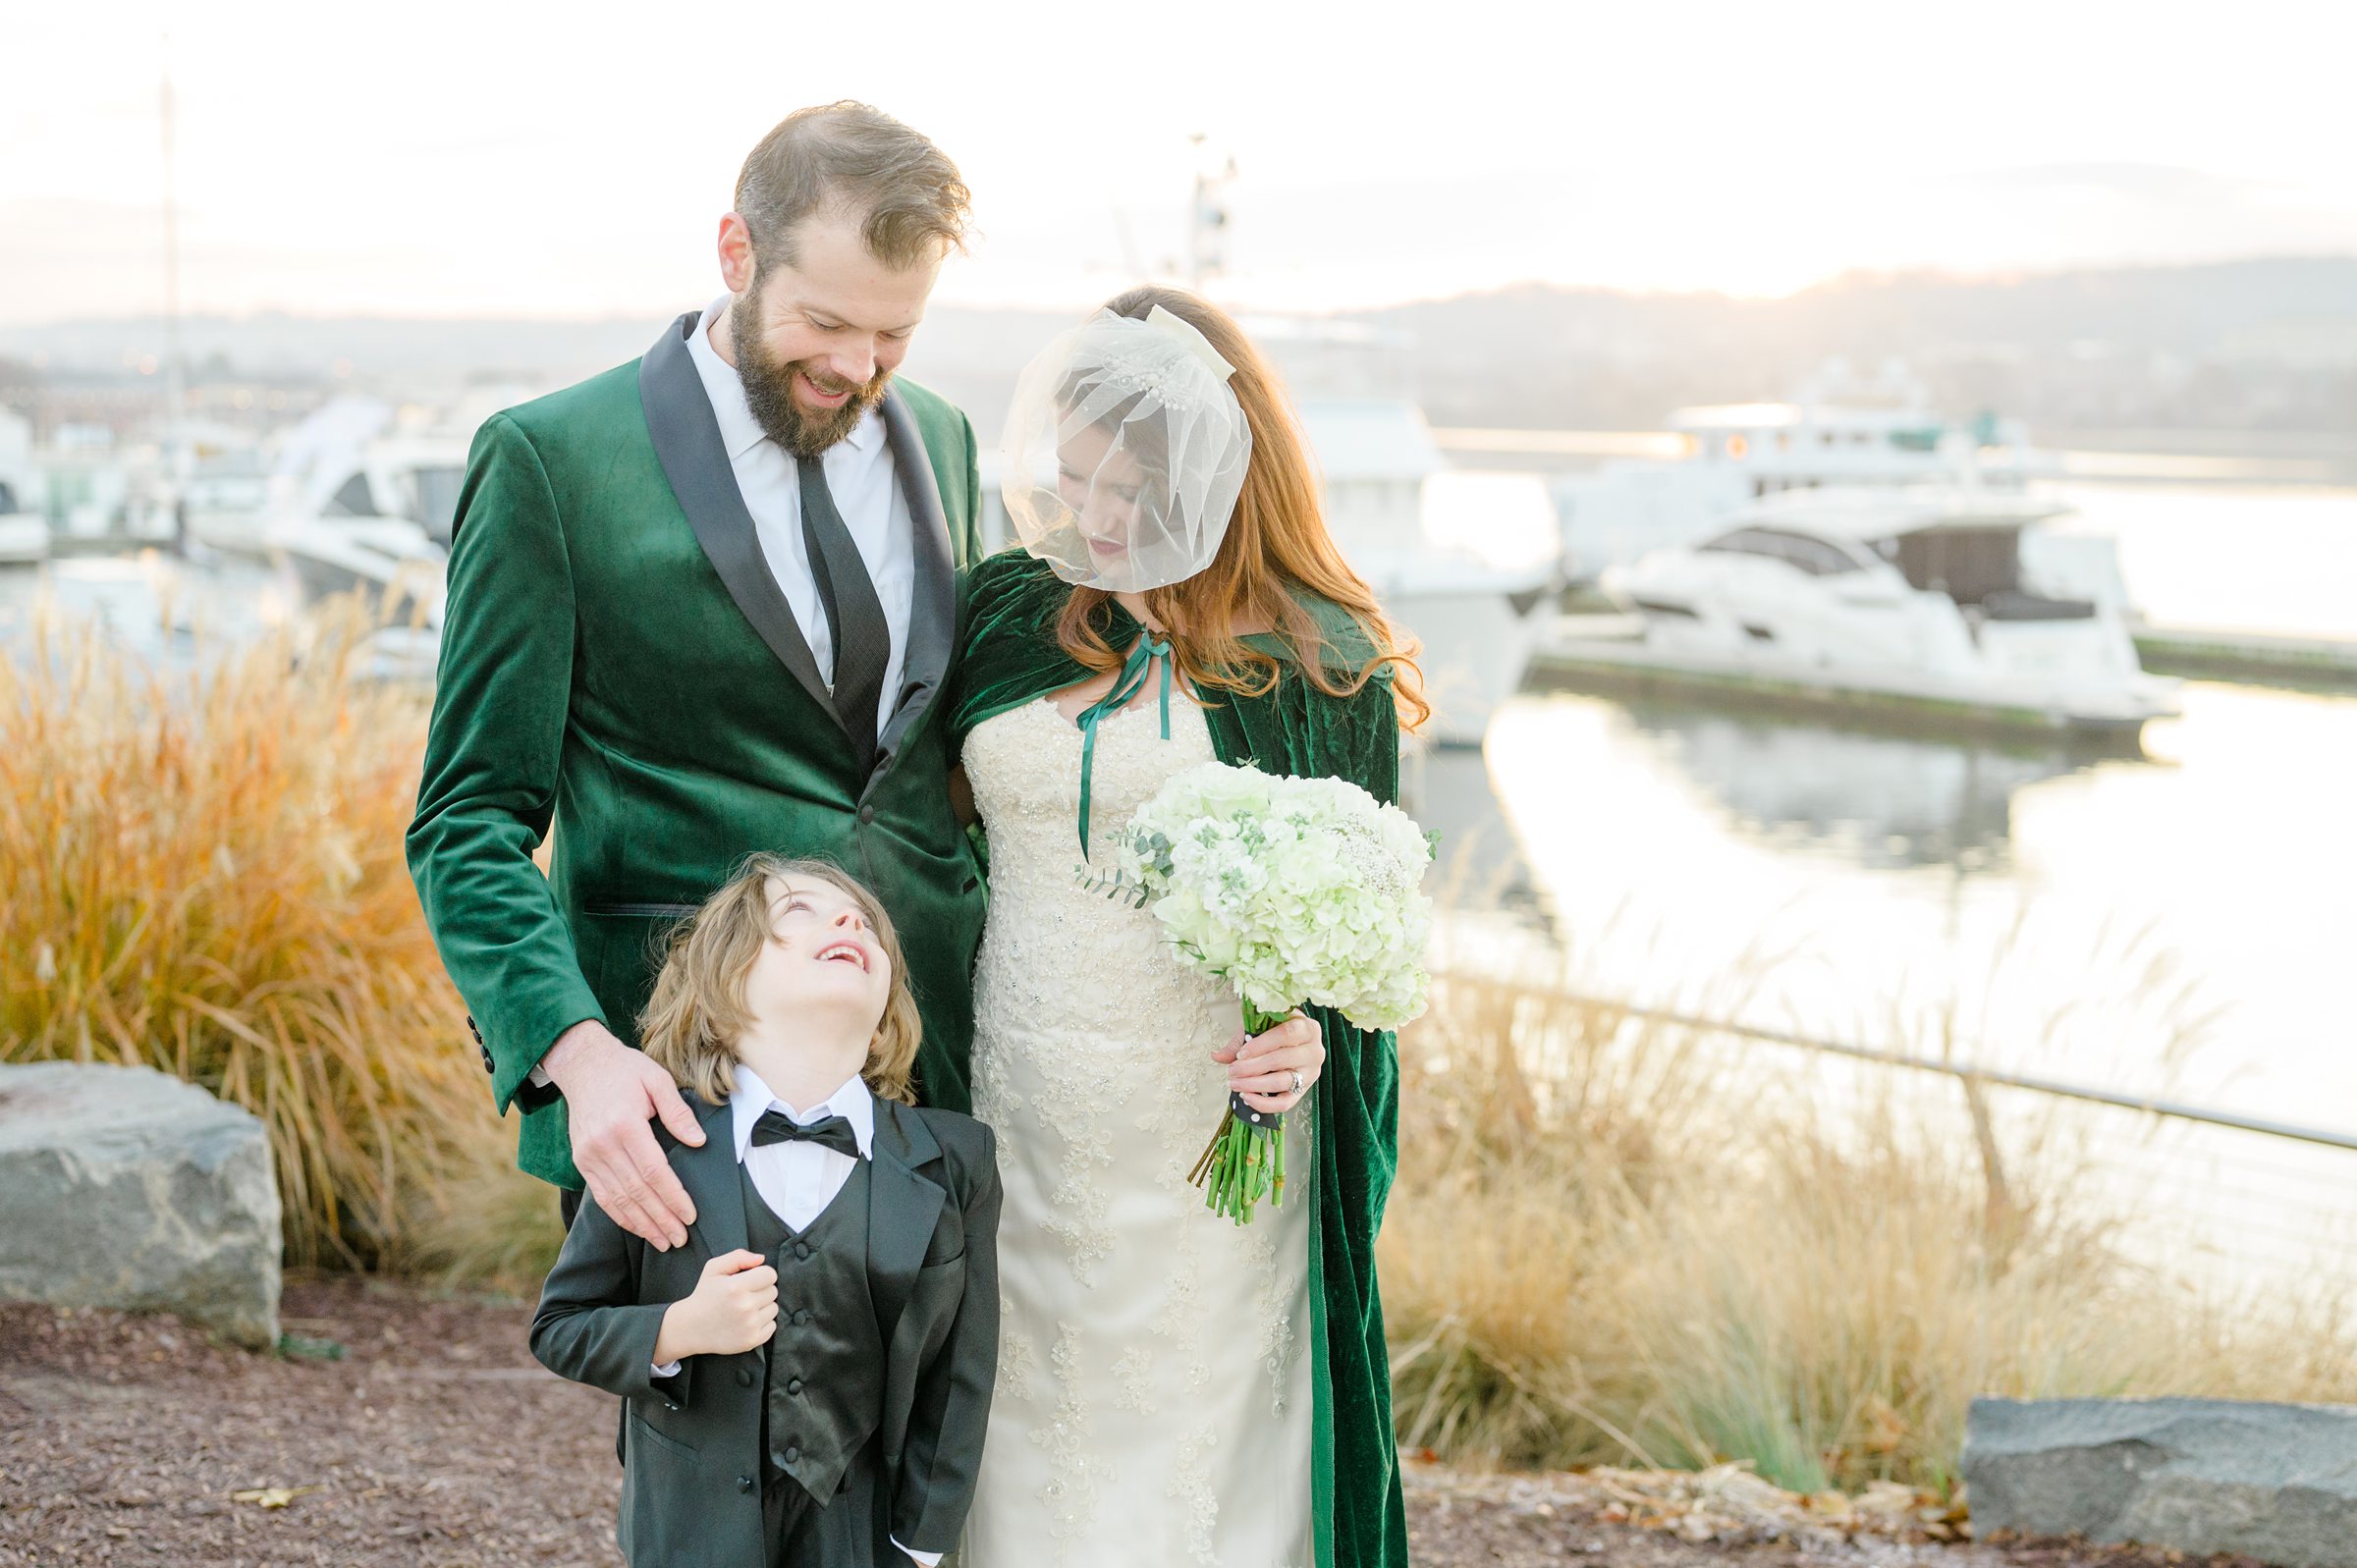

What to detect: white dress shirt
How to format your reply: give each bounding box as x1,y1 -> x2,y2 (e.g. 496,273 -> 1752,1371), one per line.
725,1063 -> 875,1228
651,1065 -> 936,1568
685,294 -> 916,736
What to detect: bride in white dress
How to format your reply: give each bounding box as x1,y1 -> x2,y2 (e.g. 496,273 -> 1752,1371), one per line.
959,689 -> 1317,1567
950,300 -> 1366,1568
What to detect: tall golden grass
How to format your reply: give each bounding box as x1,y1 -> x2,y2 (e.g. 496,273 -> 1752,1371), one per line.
0,595 -> 534,1271
1381,968 -> 2357,1493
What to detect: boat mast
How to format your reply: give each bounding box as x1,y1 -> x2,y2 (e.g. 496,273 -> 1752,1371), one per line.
1186,134 -> 1234,292
159,31 -> 189,550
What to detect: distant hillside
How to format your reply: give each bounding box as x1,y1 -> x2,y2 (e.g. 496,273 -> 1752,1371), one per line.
1369,257 -> 2357,433
5,257 -> 2352,439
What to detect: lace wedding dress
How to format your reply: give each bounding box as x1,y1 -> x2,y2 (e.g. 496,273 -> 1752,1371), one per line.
959,693 -> 1314,1568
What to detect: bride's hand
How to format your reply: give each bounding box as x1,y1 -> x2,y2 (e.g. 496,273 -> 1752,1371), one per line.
1213,1014 -> 1324,1114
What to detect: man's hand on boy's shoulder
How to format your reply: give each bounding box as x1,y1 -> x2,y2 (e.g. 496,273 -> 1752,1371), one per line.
543,1019 -> 704,1250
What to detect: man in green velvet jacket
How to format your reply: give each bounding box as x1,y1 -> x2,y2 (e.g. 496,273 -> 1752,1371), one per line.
406,103 -> 987,1248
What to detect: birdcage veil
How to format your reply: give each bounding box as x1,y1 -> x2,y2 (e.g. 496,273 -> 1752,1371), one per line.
1000,305 -> 1253,593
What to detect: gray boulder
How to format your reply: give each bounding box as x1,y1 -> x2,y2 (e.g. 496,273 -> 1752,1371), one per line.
0,1061 -> 281,1348
1964,1396 -> 2357,1567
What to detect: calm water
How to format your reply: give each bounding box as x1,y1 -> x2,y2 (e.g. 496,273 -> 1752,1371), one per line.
1461,679 -> 2357,1120
2052,480 -> 2357,640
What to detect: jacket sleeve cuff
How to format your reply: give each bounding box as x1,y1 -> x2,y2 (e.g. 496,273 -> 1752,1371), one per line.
513,1058 -> 564,1113
487,987 -> 607,1115
611,1303 -> 693,1409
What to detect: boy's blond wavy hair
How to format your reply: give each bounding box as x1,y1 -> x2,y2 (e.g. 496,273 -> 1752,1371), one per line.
638,856 -> 923,1108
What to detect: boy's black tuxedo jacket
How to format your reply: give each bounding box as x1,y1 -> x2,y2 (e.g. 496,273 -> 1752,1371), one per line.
530,1090 -> 1000,1567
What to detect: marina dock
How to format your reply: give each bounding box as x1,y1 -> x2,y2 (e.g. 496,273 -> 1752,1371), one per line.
2131,624 -> 2357,689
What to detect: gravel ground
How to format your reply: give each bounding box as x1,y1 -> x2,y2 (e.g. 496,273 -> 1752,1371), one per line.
0,1280 -> 2265,1568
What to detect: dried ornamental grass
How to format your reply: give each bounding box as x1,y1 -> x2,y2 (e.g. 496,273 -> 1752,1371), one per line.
0,599 -> 517,1270
1379,968 -> 2357,1493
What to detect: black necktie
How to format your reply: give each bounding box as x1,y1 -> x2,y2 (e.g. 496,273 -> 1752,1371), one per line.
796,456 -> 890,775
748,1108 -> 861,1160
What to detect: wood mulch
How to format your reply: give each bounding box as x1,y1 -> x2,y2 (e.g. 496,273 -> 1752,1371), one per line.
0,1279 -> 2265,1567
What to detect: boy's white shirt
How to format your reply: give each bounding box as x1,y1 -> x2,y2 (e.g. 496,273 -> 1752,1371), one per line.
727,1062 -> 876,1225
650,1064 -> 934,1568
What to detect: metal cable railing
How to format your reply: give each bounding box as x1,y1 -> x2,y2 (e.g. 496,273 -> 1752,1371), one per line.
1439,976 -> 2357,1295
1548,989 -> 2357,1153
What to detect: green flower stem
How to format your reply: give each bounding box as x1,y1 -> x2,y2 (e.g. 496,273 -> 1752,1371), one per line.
1186,1002 -> 1298,1225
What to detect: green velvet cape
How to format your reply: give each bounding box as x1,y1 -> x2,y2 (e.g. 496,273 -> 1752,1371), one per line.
948,549 -> 1408,1568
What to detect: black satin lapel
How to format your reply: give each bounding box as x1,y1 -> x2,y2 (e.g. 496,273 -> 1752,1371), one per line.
677,1092 -> 749,1262
875,390 -> 956,767
637,311 -> 845,733
865,1100 -> 947,1334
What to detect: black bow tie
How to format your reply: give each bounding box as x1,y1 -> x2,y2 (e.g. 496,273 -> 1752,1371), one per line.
749,1109 -> 860,1160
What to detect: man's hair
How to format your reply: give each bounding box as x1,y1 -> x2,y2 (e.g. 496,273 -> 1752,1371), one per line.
735,101 -> 970,274
637,855 -> 924,1108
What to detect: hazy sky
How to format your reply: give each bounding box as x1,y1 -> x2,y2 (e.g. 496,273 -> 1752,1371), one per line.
6,0 -> 2355,324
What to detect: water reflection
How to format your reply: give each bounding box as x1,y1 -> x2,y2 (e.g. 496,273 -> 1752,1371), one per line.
0,554 -> 294,671
1399,739 -> 1545,920
1600,698 -> 2117,872
1398,687 -> 2129,926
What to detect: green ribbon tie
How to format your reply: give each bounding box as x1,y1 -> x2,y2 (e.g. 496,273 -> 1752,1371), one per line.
1076,632 -> 1173,859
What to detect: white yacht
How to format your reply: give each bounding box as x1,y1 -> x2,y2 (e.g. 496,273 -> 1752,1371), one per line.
259,398 -> 467,622
1555,396 -> 2048,579
179,444 -> 277,557
0,410 -> 49,566
1550,489 -> 2180,739
1294,397 -> 1556,746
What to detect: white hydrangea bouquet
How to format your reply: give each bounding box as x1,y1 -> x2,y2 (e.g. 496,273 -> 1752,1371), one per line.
1078,761 -> 1436,1224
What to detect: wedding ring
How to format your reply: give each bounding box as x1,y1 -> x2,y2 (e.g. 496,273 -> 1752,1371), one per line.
1288,1070 -> 1304,1097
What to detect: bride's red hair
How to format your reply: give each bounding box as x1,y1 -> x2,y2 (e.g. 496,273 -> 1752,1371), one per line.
1052,286 -> 1430,733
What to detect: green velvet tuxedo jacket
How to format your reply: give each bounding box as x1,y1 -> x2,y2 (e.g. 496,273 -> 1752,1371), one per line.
407,312 -> 987,1187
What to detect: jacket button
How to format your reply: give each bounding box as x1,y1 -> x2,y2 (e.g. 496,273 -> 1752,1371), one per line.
794,1242 -> 812,1261
858,802 -> 876,824
793,1309 -> 811,1326
783,1444 -> 801,1465
736,1367 -> 754,1387
479,1045 -> 495,1074
737,1475 -> 754,1493
787,1377 -> 804,1396
466,1013 -> 481,1042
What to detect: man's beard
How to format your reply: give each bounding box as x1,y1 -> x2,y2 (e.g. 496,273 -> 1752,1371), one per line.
731,300 -> 892,460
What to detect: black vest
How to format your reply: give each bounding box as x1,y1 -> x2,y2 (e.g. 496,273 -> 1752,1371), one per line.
741,1157 -> 887,1505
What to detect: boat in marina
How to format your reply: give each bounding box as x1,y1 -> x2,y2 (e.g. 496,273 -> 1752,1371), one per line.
1554,391 -> 2048,579
0,410 -> 48,566
1292,394 -> 1557,747
1542,488 -> 2181,740
247,398 -> 470,624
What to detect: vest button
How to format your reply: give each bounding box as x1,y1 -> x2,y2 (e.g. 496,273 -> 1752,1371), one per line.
737,1475 -> 753,1493
736,1366 -> 754,1387
783,1444 -> 801,1465
787,1377 -> 804,1395
793,1309 -> 811,1325
858,803 -> 877,824
795,1242 -> 812,1261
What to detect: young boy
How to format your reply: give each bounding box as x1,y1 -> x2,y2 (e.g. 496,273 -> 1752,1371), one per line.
532,855 -> 1000,1568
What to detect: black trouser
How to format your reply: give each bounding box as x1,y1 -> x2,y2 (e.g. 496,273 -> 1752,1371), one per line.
761,1433 -> 891,1568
